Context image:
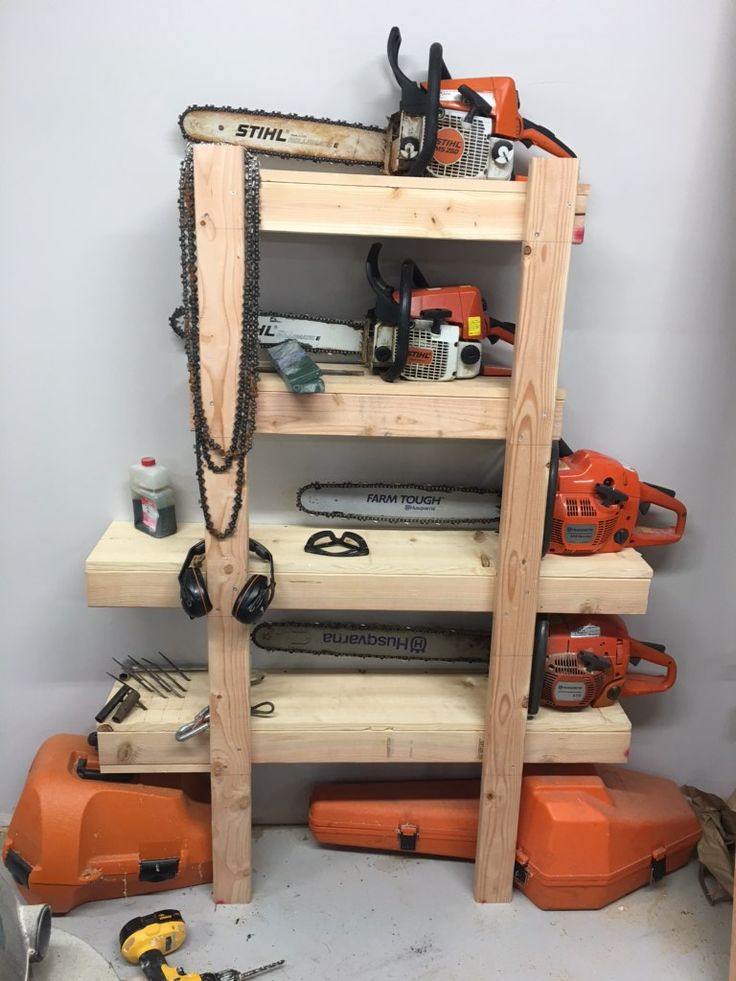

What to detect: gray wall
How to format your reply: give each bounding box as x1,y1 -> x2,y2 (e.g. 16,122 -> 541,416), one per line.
1,0 -> 734,819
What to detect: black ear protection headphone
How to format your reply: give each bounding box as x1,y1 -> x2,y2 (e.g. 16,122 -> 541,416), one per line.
179,539 -> 275,624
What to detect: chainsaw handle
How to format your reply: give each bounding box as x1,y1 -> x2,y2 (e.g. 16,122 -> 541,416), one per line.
381,259 -> 414,382
621,640 -> 677,697
541,441 -> 560,556
630,483 -> 687,548
488,317 -> 516,346
520,118 -> 576,159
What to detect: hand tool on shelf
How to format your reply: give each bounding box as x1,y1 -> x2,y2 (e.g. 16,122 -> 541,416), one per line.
527,614 -> 677,715
297,482 -> 500,528
175,240 -> 515,384
542,440 -> 687,555
252,621 -> 489,663
180,26 -> 574,179
119,908 -> 285,980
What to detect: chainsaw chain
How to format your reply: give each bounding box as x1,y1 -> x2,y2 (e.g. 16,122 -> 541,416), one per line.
296,481 -> 502,528
179,105 -> 385,168
177,147 -> 261,539
252,620 -> 489,663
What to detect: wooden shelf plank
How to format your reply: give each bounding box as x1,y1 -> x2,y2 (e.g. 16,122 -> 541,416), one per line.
86,522 -> 653,613
256,169 -> 589,243
252,374 -> 564,441
96,671 -> 631,772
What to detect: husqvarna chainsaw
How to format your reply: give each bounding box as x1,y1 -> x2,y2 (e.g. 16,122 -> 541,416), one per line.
180,27 -> 575,181
257,243 -> 515,382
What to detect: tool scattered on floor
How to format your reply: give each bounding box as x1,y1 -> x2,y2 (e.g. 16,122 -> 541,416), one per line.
180,26 -> 574,177
526,614 -> 677,714
304,530 -> 370,557
119,909 -> 285,980
544,440 -> 687,555
252,621 -> 489,663
298,482 -> 501,528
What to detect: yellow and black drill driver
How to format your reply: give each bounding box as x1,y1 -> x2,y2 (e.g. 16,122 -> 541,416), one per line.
119,909 -> 285,981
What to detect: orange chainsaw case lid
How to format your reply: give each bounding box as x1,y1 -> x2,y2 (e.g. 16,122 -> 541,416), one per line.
2,734 -> 213,912
309,779 -> 480,860
515,765 -> 701,909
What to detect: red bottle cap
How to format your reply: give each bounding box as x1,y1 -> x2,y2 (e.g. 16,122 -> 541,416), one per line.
141,457 -> 156,467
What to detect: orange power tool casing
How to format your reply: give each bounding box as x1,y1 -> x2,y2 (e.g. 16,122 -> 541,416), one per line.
538,614 -> 677,710
548,448 -> 687,555
2,735 -> 212,912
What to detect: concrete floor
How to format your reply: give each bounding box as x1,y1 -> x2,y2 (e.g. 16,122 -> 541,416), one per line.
40,826 -> 732,981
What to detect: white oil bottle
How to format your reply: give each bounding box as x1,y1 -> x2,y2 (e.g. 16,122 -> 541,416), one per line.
130,457 -> 177,538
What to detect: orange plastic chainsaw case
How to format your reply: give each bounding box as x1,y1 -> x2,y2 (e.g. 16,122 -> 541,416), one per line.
309,779 -> 480,860
515,765 -> 701,909
2,735 -> 212,912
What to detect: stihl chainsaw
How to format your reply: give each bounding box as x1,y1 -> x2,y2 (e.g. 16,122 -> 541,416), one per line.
252,621 -> 489,663
180,26 -> 574,180
527,614 -> 677,714
543,441 -> 688,555
257,243 -> 515,383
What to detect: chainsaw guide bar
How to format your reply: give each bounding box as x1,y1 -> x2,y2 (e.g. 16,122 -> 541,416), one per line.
179,106 -> 387,168
252,621 -> 490,663
297,482 -> 501,528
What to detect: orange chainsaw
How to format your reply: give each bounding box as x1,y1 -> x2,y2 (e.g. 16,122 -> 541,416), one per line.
180,27 -> 575,181
542,441 -> 687,556
528,614 -> 677,714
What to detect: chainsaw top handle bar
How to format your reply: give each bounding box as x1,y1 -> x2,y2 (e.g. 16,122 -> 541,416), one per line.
381,259 -> 414,382
366,243 -> 430,321
387,27 -> 446,176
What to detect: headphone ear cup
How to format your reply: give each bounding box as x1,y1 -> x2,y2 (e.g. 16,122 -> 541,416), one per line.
232,574 -> 272,625
180,566 -> 213,619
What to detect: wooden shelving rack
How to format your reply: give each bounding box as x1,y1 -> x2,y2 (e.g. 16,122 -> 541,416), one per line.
86,147 -> 654,905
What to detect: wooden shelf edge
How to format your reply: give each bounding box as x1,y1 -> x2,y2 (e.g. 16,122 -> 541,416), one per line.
86,522 -> 653,613
96,671 -> 631,772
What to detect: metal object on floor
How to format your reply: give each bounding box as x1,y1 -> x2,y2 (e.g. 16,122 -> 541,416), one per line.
119,908 -> 284,980
0,861 -> 51,981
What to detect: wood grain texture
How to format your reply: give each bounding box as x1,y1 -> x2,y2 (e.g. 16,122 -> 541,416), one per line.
194,143 -> 253,904
217,374 -> 564,441
85,522 -> 652,613
474,157 -> 580,903
95,671 -> 631,770
255,169 -> 588,242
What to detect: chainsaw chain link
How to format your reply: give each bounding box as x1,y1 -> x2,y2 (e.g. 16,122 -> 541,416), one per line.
252,620 -> 489,663
296,481 -> 501,528
179,105 -> 385,168
177,147 -> 261,539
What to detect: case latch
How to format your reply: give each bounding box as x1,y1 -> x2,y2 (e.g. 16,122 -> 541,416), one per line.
138,857 -> 180,883
397,823 -> 419,851
650,847 -> 667,883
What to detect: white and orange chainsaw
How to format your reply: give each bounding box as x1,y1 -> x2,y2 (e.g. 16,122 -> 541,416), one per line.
180,26 -> 575,181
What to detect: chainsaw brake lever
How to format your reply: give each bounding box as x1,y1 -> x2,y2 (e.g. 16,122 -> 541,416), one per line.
381,259 -> 414,381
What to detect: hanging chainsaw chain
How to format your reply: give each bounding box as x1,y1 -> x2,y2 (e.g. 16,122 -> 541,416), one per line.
176,147 -> 262,539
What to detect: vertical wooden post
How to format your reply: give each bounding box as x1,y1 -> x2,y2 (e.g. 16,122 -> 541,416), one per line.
474,157 -> 579,903
193,144 -> 253,904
